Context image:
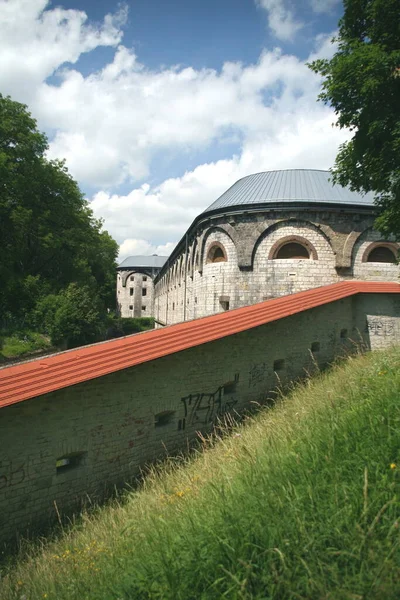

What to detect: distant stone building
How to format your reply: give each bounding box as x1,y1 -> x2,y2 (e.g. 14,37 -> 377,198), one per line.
118,169 -> 399,325
116,255 -> 167,318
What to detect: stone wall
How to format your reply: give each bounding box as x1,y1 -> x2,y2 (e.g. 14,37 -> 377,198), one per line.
1,292 -> 399,548
117,270 -> 154,318
154,208 -> 399,326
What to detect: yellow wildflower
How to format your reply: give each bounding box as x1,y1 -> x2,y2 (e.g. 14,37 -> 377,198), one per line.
390,463 -> 396,470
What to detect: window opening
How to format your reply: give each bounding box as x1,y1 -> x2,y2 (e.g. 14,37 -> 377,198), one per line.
207,244 -> 227,263
275,243 -> 309,259
154,410 -> 175,427
130,288 -> 134,296
56,452 -> 86,474
142,305 -> 146,311
142,288 -> 147,296
367,246 -> 396,263
273,359 -> 285,371
143,276 -> 147,281
130,276 -> 134,281
129,305 -> 133,310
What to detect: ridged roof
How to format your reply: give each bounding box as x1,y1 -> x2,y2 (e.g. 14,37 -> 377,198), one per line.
203,169 -> 375,214
0,281 -> 398,409
117,255 -> 168,269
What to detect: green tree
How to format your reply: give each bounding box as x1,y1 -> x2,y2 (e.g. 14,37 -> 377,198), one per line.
0,94 -> 119,327
35,283 -> 104,349
309,0 -> 400,238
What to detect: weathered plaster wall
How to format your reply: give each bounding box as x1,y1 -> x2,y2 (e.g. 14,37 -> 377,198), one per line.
1,293 -> 399,548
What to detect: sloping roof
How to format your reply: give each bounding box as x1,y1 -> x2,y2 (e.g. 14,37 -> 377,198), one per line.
117,255 -> 168,269
203,169 -> 375,215
0,281 -> 398,410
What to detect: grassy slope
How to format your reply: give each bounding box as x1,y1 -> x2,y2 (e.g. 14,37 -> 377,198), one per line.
1,348 -> 399,600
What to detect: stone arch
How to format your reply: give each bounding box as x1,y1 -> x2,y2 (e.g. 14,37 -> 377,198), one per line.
352,227 -> 399,281
252,219 -> 333,267
121,270 -> 137,287
199,225 -> 238,269
268,235 -> 318,260
121,269 -> 152,287
362,242 -> 399,263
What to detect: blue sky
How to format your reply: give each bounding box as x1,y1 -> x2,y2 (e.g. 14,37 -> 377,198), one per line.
0,0 -> 346,259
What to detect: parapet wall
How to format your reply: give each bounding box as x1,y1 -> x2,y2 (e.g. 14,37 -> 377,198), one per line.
0,288 -> 399,548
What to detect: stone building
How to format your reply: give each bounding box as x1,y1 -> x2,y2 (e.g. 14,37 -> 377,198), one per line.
152,169 -> 399,325
116,255 -> 167,318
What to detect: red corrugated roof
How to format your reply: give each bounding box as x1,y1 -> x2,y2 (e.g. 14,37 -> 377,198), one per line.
0,281 -> 399,409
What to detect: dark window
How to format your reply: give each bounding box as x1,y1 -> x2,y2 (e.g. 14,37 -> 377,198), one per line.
143,276 -> 147,281
220,300 -> 230,311
276,243 -> 309,259
155,410 -> 175,428
129,305 -> 133,310
273,359 -> 285,371
311,342 -> 320,352
56,452 -> 86,474
142,305 -> 146,311
142,288 -> 147,296
207,244 -> 227,263
130,288 -> 134,296
367,246 -> 396,263
130,276 -> 134,281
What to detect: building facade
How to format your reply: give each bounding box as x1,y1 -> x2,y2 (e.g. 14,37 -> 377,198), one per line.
153,169 -> 399,325
116,255 -> 167,319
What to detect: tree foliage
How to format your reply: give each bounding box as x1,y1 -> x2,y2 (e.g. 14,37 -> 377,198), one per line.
0,94 -> 119,346
309,0 -> 400,238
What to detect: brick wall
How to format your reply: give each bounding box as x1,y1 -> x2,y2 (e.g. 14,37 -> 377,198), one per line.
1,293 -> 399,548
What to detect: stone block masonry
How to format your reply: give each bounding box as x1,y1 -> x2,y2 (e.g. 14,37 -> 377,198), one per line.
0,290 -> 399,548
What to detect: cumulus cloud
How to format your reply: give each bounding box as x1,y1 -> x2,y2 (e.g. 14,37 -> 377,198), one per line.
256,0 -> 303,41
0,1 -> 348,261
0,0 -> 126,103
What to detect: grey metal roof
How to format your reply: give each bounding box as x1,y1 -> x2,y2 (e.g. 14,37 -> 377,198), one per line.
203,169 -> 375,215
117,255 -> 168,269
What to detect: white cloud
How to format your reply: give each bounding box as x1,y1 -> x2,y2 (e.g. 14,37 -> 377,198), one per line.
0,1 -> 348,261
256,0 -> 303,41
0,0 -> 126,104
310,0 -> 342,14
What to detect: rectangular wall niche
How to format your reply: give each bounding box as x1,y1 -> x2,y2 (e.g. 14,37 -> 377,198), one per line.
56,452 -> 86,474
273,359 -> 285,371
154,410 -> 175,428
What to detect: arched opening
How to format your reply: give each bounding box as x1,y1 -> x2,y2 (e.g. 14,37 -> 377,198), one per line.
366,246 -> 397,264
207,243 -> 227,264
275,242 -> 310,259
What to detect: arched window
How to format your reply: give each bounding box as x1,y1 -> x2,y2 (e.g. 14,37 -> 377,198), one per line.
366,246 -> 397,264
275,242 -> 310,259
207,243 -> 227,263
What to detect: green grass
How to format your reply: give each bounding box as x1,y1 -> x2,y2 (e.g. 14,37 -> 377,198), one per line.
0,330 -> 52,361
1,348 -> 400,599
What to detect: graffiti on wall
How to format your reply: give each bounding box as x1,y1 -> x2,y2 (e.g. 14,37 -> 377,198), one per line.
248,362 -> 267,388
0,459 -> 35,490
178,374 -> 239,430
367,318 -> 397,337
